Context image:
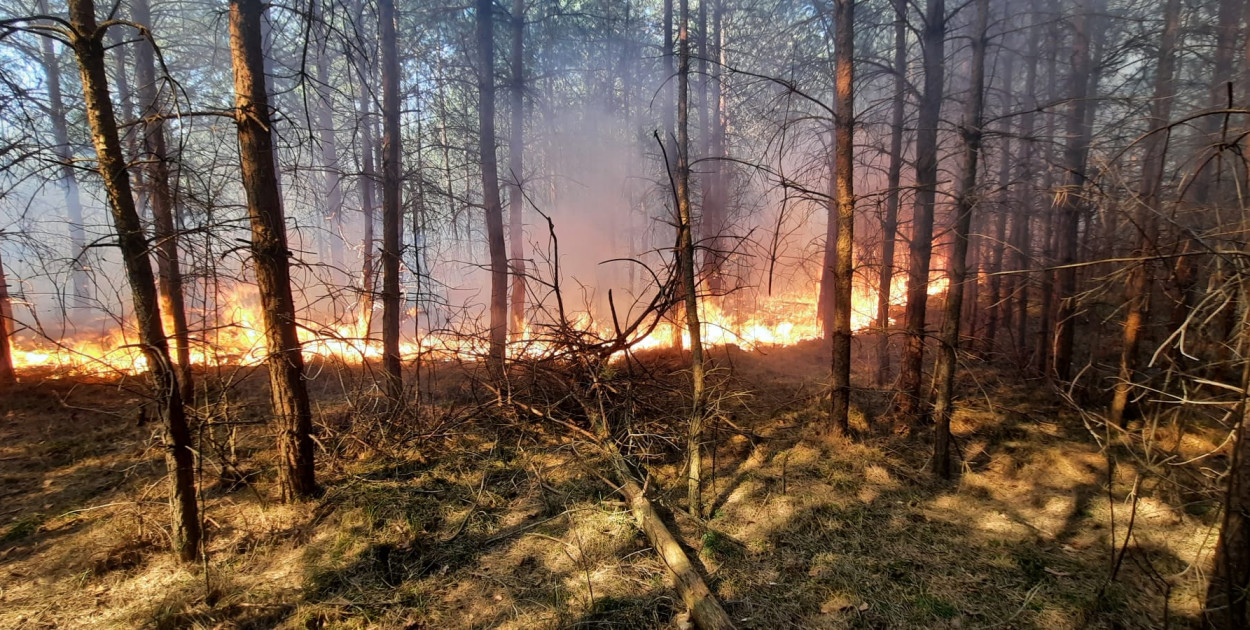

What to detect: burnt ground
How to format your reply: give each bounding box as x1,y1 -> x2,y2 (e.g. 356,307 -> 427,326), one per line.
0,341 -> 1225,629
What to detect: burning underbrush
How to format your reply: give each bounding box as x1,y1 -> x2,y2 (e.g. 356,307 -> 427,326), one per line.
5,258 -> 950,379
0,342 -> 1222,629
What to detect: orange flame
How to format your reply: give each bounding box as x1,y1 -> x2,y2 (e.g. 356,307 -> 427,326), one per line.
7,270 -> 951,376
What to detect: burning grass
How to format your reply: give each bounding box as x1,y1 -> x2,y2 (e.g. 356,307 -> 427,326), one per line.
0,345 -> 1222,628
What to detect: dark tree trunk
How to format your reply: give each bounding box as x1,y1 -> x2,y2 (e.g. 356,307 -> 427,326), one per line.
983,50 -> 1015,355
1205,270 -> 1250,628
380,0 -> 405,398
874,0 -> 908,387
0,248 -> 15,385
479,0 -> 508,368
133,0 -> 192,402
228,0 -> 316,501
1011,6 -> 1041,366
894,0 -> 945,419
931,0 -> 987,478
1052,0 -> 1101,382
67,0 -> 200,559
829,0 -> 855,436
355,60 -> 378,336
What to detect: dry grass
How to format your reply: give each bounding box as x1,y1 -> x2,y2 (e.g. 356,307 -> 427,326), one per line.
0,345 -> 1223,628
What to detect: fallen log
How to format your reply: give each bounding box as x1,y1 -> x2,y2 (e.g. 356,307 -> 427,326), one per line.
617,474 -> 737,630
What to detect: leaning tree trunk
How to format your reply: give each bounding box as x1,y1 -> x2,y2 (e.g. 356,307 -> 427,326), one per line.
894,0 -> 945,420
66,0 -> 200,560
39,0 -> 91,304
0,248 -> 15,385
228,0 -> 316,501
931,0 -> 987,479
676,0 -> 707,517
133,0 -> 193,402
874,0 -> 907,388
379,0 -> 404,399
479,0 -> 509,368
1109,0 -> 1179,427
829,0 -> 855,436
508,0 -> 527,340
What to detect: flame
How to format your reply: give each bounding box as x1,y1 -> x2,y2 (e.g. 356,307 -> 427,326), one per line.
7,270 -> 952,376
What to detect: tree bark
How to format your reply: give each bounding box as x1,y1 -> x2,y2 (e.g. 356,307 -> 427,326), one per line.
133,0 -> 192,402
894,0 -> 945,419
1010,6 -> 1041,366
0,248 -> 15,385
677,0 -> 707,517
1205,270 -> 1250,628
931,0 -> 987,478
982,51 -> 1014,355
508,0 -> 526,340
39,0 -> 91,304
874,0 -> 908,388
479,0 -> 508,368
829,0 -> 855,436
228,0 -> 316,501
1052,0 -> 1100,382
355,57 -> 378,337
313,5 -> 345,275
1109,0 -> 1179,426
67,0 -> 200,559
1194,0 -> 1240,205
380,0 -> 405,398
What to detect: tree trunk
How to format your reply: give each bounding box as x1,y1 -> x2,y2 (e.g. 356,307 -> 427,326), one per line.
355,59 -> 378,337
39,0 -> 91,304
479,0 -> 508,368
0,248 -> 15,385
1194,0 -> 1239,205
700,0 -> 728,296
829,0 -> 855,436
677,0 -> 707,517
894,0 -> 945,420
931,0 -> 987,478
874,0 -> 908,388
313,9 -> 345,276
67,0 -> 200,559
380,0 -> 405,398
983,51 -> 1015,355
133,0 -> 193,402
1205,271 -> 1250,628
1011,6 -> 1041,366
1109,0 -> 1179,426
1034,25 -> 1060,376
508,0 -> 526,340
228,0 -> 316,501
1052,0 -> 1100,382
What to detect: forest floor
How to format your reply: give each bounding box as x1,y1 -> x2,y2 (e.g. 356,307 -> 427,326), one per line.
0,340 -> 1227,629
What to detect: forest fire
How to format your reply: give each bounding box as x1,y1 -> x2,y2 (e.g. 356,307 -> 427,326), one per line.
5,0 -> 1250,626
7,270 -> 948,376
